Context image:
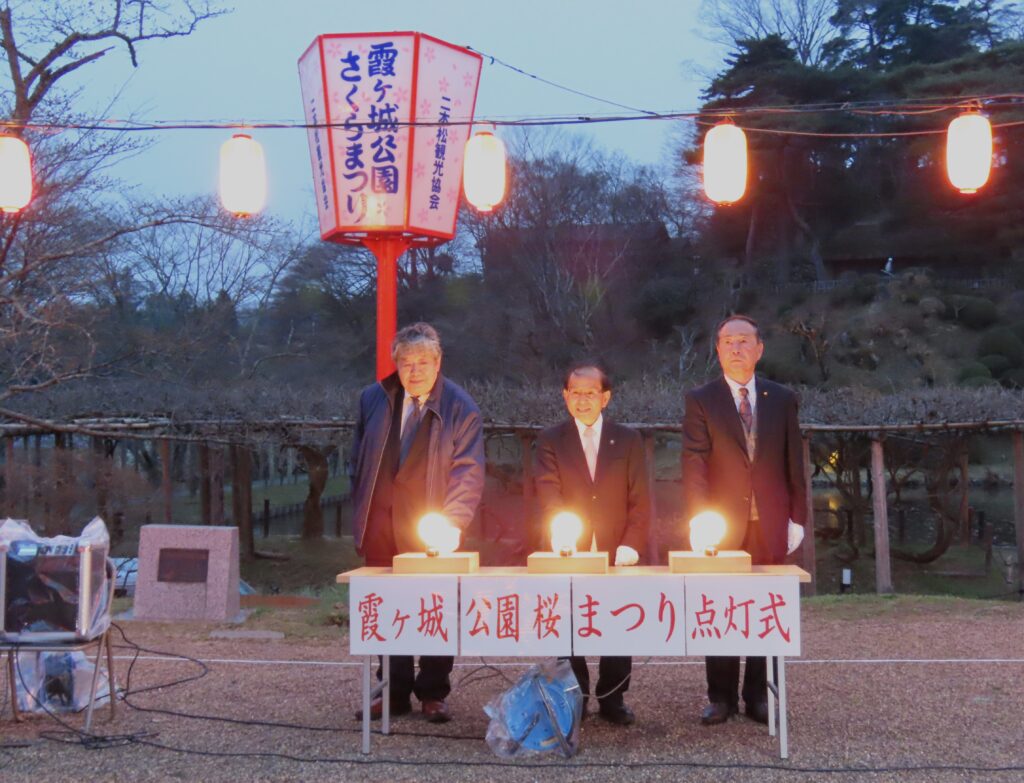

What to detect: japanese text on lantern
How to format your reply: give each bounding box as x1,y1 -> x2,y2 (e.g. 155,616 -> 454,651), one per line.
339,49 -> 366,222
430,96 -> 451,210
309,101 -> 330,212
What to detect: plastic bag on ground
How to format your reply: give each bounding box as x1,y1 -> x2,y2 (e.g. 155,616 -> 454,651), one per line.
13,649 -> 111,714
483,658 -> 583,758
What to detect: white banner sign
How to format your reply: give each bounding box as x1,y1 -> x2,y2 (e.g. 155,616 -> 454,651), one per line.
571,576 -> 686,656
350,576 -> 458,655
683,576 -> 801,657
459,576 -> 571,656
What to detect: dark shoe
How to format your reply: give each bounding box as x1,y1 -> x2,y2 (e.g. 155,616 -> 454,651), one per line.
422,699 -> 452,723
745,701 -> 769,725
598,701 -> 635,726
354,697 -> 412,720
700,702 -> 737,725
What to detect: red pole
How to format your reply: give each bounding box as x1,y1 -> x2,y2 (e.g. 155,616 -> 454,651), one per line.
365,236 -> 411,380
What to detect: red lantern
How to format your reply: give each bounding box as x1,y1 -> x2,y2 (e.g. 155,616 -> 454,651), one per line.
298,32 -> 483,378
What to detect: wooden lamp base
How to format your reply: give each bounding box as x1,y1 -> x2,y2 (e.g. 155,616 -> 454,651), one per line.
392,552 -> 480,574
527,551 -> 608,574
669,550 -> 752,573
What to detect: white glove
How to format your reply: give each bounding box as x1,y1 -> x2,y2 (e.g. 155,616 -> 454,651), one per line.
614,545 -> 639,566
786,521 -> 804,555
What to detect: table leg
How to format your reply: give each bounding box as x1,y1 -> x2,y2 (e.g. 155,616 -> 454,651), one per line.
8,652 -> 21,722
778,655 -> 789,759
361,657 -> 371,754
381,654 -> 390,736
767,654 -> 777,738
84,633 -> 105,733
106,630 -> 117,721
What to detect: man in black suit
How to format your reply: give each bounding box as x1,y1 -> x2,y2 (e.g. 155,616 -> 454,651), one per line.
682,315 -> 806,726
534,362 -> 651,726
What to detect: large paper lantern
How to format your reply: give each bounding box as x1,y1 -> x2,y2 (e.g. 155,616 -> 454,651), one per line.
703,121 -> 747,204
219,134 -> 267,216
298,32 -> 483,379
0,136 -> 33,213
946,112 -> 992,194
463,129 -> 506,212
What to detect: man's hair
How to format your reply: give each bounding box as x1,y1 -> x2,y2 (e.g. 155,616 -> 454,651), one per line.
715,314 -> 761,343
563,361 -> 612,392
391,322 -> 442,360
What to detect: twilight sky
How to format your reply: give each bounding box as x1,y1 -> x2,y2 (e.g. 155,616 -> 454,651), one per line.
63,0 -> 724,226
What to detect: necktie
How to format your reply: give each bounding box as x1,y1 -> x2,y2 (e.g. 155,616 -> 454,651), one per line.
738,387 -> 753,435
399,399 -> 423,465
582,425 -> 598,481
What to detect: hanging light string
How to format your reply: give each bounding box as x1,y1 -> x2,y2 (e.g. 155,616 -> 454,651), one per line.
465,45 -> 661,117
2,94 -> 1022,139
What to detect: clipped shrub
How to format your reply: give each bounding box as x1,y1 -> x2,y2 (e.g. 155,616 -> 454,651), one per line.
759,356 -> 814,385
1002,368 -> 1024,389
735,287 -> 758,313
978,354 -> 1012,377
918,296 -> 944,318
945,295 -> 998,330
957,362 -> 992,383
977,327 -> 1024,366
1011,321 -> 1024,344
961,375 -> 998,388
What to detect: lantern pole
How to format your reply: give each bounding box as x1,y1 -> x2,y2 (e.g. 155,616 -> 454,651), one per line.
364,236 -> 411,380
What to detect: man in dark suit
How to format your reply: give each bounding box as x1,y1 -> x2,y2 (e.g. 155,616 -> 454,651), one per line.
682,315 -> 806,726
534,362 -> 651,726
349,323 -> 485,724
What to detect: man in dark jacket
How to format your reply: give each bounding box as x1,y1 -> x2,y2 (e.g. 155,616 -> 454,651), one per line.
534,362 -> 651,726
683,315 -> 806,727
349,322 -> 485,723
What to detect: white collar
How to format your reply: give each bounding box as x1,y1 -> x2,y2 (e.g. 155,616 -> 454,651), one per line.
723,375 -> 757,409
574,413 -> 603,443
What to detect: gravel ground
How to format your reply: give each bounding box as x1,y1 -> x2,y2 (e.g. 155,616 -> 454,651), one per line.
1,596 -> 1022,783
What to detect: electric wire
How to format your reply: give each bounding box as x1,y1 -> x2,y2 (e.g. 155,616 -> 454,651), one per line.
10,629 -> 1024,774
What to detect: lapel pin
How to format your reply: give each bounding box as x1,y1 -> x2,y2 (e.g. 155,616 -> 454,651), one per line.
610,439 -> 615,445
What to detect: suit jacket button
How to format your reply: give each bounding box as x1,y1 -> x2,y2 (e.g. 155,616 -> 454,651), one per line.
592,495 -> 597,500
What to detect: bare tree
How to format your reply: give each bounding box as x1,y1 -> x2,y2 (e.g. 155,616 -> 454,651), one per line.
0,1 -> 226,410
699,0 -> 837,65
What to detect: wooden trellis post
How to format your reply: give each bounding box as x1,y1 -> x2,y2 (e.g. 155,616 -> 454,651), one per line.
870,438 -> 893,594
801,435 -> 817,595
160,439 -> 173,524
1013,431 -> 1024,599
518,430 -> 535,548
642,430 -> 659,566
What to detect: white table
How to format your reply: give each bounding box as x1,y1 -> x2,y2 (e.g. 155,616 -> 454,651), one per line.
337,564 -> 810,757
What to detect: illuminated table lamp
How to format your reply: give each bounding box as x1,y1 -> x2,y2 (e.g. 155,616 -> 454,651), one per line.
669,511 -> 751,573
392,513 -> 479,574
527,512 -> 608,574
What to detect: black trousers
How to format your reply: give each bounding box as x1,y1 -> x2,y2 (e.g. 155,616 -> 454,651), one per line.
366,545 -> 453,705
569,656 -> 631,705
375,654 -> 454,704
705,515 -> 776,707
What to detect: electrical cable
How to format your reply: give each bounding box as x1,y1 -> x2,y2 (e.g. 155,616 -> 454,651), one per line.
466,45 -> 660,117
15,631 -> 1024,774
1,94 -> 1021,138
